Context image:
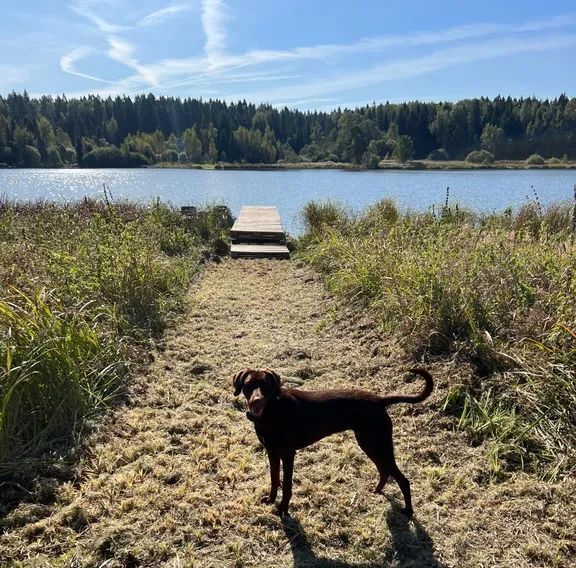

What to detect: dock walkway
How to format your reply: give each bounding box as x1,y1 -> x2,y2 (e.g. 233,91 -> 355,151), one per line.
230,206 -> 290,259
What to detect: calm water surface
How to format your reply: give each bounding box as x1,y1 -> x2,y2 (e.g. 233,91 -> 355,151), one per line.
1,168 -> 574,233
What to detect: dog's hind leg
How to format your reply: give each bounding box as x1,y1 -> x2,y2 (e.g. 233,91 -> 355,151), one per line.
354,431 -> 413,517
354,432 -> 390,493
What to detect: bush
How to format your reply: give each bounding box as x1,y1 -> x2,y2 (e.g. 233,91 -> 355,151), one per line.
427,148 -> 450,161
466,149 -> 495,164
60,145 -> 77,164
22,145 -> 41,167
362,199 -> 399,229
547,157 -> 562,165
300,200 -> 351,238
526,153 -> 545,166
161,149 -> 179,163
81,146 -> 149,168
47,145 -> 63,167
362,152 -> 380,169
178,152 -> 188,164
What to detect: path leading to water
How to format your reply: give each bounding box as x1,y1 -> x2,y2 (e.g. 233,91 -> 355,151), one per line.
2,260 -> 574,567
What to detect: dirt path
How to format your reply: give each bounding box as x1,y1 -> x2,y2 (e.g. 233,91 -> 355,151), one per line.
2,260 -> 574,567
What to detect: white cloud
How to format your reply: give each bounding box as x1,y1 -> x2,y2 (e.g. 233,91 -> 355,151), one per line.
71,1 -> 128,34
202,0 -> 228,67
137,3 -> 195,27
57,5 -> 576,105
107,37 -> 159,86
60,47 -> 113,83
229,34 -> 576,105
101,12 -> 576,93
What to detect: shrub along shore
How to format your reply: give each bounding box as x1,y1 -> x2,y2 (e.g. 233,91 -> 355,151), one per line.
0,198 -> 232,479
297,196 -> 576,479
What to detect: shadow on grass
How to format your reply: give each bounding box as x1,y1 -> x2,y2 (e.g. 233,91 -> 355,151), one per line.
282,500 -> 443,568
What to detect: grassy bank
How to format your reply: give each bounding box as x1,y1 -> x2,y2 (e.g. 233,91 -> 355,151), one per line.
0,198 -> 232,479
378,158 -> 576,170
297,197 -> 576,479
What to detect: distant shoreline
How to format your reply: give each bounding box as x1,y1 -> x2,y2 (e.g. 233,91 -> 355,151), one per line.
152,159 -> 576,171
2,159 -> 576,171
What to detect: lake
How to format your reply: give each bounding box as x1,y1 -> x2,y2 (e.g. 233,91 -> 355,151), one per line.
1,168 -> 574,234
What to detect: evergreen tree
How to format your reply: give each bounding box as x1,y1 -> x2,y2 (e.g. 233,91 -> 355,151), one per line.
0,91 -> 574,166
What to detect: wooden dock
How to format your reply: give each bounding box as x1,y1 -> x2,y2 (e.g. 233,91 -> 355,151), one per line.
230,206 -> 290,259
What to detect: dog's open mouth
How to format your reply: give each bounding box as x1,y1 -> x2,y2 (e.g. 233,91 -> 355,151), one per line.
248,399 -> 265,418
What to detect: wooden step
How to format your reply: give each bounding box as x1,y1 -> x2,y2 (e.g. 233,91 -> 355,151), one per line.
230,206 -> 289,259
230,206 -> 285,243
230,243 -> 290,259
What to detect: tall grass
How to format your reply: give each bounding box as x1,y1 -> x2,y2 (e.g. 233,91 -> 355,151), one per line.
0,292 -> 125,472
0,198 -> 231,478
298,196 -> 576,478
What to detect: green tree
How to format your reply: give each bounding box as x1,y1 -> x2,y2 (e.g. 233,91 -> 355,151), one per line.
394,135 -> 414,162
22,145 -> 41,166
207,124 -> 218,163
183,127 -> 202,162
47,145 -> 63,167
0,115 -> 11,163
480,123 -> 505,158
0,115 -> 12,148
167,132 -> 178,150
261,126 -> 278,163
105,117 -> 119,144
13,125 -> 36,164
151,129 -> 165,155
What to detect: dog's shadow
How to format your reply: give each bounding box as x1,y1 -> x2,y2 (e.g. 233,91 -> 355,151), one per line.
282,501 -> 444,568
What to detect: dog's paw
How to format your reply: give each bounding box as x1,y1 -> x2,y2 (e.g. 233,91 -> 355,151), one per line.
261,495 -> 276,504
276,503 -> 290,517
400,507 -> 414,518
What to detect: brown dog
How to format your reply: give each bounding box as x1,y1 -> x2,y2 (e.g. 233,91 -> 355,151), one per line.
233,367 -> 433,516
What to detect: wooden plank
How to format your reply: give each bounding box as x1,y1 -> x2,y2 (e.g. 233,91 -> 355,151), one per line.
230,243 -> 290,259
230,206 -> 289,257
231,206 -> 285,238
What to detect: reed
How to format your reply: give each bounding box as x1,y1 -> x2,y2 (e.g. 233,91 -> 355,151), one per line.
0,198 -> 231,477
298,196 -> 576,477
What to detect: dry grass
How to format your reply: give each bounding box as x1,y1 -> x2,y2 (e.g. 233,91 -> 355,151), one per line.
1,260 -> 574,567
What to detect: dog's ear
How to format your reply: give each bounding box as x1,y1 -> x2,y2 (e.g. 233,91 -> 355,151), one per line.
264,369 -> 282,396
233,369 -> 252,396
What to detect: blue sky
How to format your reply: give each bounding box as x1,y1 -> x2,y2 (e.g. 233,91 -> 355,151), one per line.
1,0 -> 575,109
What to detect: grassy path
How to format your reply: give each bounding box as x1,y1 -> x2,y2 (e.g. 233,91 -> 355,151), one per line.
2,260 -> 574,567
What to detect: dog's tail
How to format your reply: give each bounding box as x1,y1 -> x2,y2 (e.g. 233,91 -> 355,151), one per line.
381,368 -> 433,406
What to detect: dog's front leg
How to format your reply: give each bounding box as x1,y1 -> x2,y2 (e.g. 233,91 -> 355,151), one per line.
277,451 -> 295,516
262,449 -> 280,504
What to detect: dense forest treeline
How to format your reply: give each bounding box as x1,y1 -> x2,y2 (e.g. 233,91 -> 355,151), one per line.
0,92 -> 575,168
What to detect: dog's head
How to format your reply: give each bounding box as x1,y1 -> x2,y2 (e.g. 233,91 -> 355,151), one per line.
233,368 -> 282,420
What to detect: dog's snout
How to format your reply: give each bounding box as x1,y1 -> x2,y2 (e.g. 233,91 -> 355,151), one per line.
248,388 -> 266,417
